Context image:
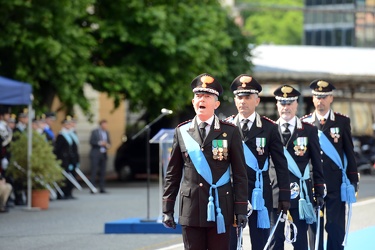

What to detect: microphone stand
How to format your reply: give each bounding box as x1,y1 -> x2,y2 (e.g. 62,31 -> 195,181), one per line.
132,111 -> 170,221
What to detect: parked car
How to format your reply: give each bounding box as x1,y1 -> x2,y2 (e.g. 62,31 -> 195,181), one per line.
114,134 -> 160,181
353,135 -> 375,175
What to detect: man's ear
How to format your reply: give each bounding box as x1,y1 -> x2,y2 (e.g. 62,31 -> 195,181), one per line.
215,100 -> 220,109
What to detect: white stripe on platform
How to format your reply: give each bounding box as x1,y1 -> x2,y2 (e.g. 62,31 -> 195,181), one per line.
156,243 -> 184,250
353,198 -> 375,207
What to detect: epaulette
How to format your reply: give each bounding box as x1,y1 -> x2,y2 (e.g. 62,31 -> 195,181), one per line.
262,116 -> 276,124
177,120 -> 191,127
301,113 -> 312,120
223,115 -> 235,122
334,111 -> 349,118
220,119 -> 236,127
301,120 -> 314,127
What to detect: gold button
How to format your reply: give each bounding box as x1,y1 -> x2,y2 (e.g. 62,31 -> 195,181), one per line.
199,183 -> 203,187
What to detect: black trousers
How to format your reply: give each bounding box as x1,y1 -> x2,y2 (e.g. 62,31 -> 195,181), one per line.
308,190 -> 346,250
182,225 -> 231,250
229,210 -> 270,250
269,208 -> 309,250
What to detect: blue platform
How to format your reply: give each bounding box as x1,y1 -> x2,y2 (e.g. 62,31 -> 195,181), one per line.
104,217 -> 182,234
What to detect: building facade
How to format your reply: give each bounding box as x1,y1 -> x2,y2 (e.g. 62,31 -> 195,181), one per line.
304,0 -> 375,47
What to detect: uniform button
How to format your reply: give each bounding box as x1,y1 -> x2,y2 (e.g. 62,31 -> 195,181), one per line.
199,183 -> 203,187
226,192 -> 229,194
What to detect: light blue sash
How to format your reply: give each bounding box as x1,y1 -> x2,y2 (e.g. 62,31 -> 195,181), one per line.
284,148 -> 316,224
69,131 -> 79,145
180,123 -> 230,234
61,131 -> 73,145
243,142 -> 270,228
318,131 -> 356,203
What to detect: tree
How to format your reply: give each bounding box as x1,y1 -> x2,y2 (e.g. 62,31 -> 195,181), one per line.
0,0 -> 252,119
87,0 -> 252,116
0,0 -> 96,115
237,0 -> 303,45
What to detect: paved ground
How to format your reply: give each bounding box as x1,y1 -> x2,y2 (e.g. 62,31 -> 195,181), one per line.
1,176 -> 375,250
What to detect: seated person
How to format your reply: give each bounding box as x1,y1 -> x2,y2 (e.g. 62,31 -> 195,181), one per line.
0,173 -> 12,213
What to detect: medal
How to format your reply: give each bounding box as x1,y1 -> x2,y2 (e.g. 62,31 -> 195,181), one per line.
256,137 -> 266,155
222,140 -> 228,160
330,127 -> 340,143
290,182 -> 300,199
294,137 -> 307,156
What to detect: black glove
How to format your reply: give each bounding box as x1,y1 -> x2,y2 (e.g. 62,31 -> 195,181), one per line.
352,182 -> 358,193
236,214 -> 247,228
162,213 -> 176,229
315,196 -> 325,208
277,201 -> 290,215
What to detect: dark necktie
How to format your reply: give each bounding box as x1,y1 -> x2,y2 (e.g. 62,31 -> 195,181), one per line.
282,123 -> 291,145
242,119 -> 249,133
199,122 -> 208,140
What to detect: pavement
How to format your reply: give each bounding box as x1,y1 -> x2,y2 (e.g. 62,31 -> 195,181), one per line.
1,176 -> 375,250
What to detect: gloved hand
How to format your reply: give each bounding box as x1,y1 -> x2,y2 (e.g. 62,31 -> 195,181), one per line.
68,164 -> 74,171
351,182 -> 358,193
315,196 -> 325,208
162,213 -> 176,229
277,201 -> 290,215
236,214 -> 247,228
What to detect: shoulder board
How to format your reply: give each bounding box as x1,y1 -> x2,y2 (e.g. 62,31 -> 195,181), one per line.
223,115 -> 235,122
301,120 -> 314,127
300,113 -> 312,120
262,116 -> 276,124
220,119 -> 236,127
334,112 -> 349,118
177,120 -> 191,127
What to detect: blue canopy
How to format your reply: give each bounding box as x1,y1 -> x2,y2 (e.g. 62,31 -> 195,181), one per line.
0,76 -> 32,105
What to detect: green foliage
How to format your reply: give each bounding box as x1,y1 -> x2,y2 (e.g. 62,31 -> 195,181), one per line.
238,0 -> 303,45
7,131 -> 64,190
88,0 -> 252,115
0,0 -> 252,119
0,0 -> 95,114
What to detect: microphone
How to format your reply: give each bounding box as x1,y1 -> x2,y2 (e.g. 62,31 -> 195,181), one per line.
161,108 -> 173,115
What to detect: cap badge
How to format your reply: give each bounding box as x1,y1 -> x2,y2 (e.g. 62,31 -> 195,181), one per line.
239,76 -> 252,88
200,75 -> 214,88
281,86 -> 293,98
317,80 -> 328,91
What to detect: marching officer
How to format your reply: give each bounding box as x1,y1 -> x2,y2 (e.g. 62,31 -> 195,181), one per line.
162,73 -> 248,250
13,108 -> 28,135
270,85 -> 325,250
302,80 -> 358,250
226,75 -> 290,250
54,116 -> 76,199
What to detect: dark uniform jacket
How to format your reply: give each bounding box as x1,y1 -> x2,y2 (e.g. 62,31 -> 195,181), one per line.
162,115 -> 248,227
226,113 -> 290,210
276,117 -> 325,209
54,130 -> 74,171
301,111 -> 358,192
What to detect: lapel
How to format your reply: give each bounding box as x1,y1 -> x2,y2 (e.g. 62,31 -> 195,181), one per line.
276,117 -> 303,148
248,113 -> 263,140
187,117 -> 203,145
289,118 -> 304,148
234,113 -> 263,142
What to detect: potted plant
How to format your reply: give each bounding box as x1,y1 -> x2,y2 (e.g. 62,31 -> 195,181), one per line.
7,130 -> 64,209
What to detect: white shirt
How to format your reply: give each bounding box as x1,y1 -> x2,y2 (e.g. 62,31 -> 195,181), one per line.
197,116 -> 214,137
279,116 -> 297,135
239,112 -> 256,131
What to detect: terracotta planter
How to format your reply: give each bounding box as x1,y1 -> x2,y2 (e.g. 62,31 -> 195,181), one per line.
32,189 -> 50,209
